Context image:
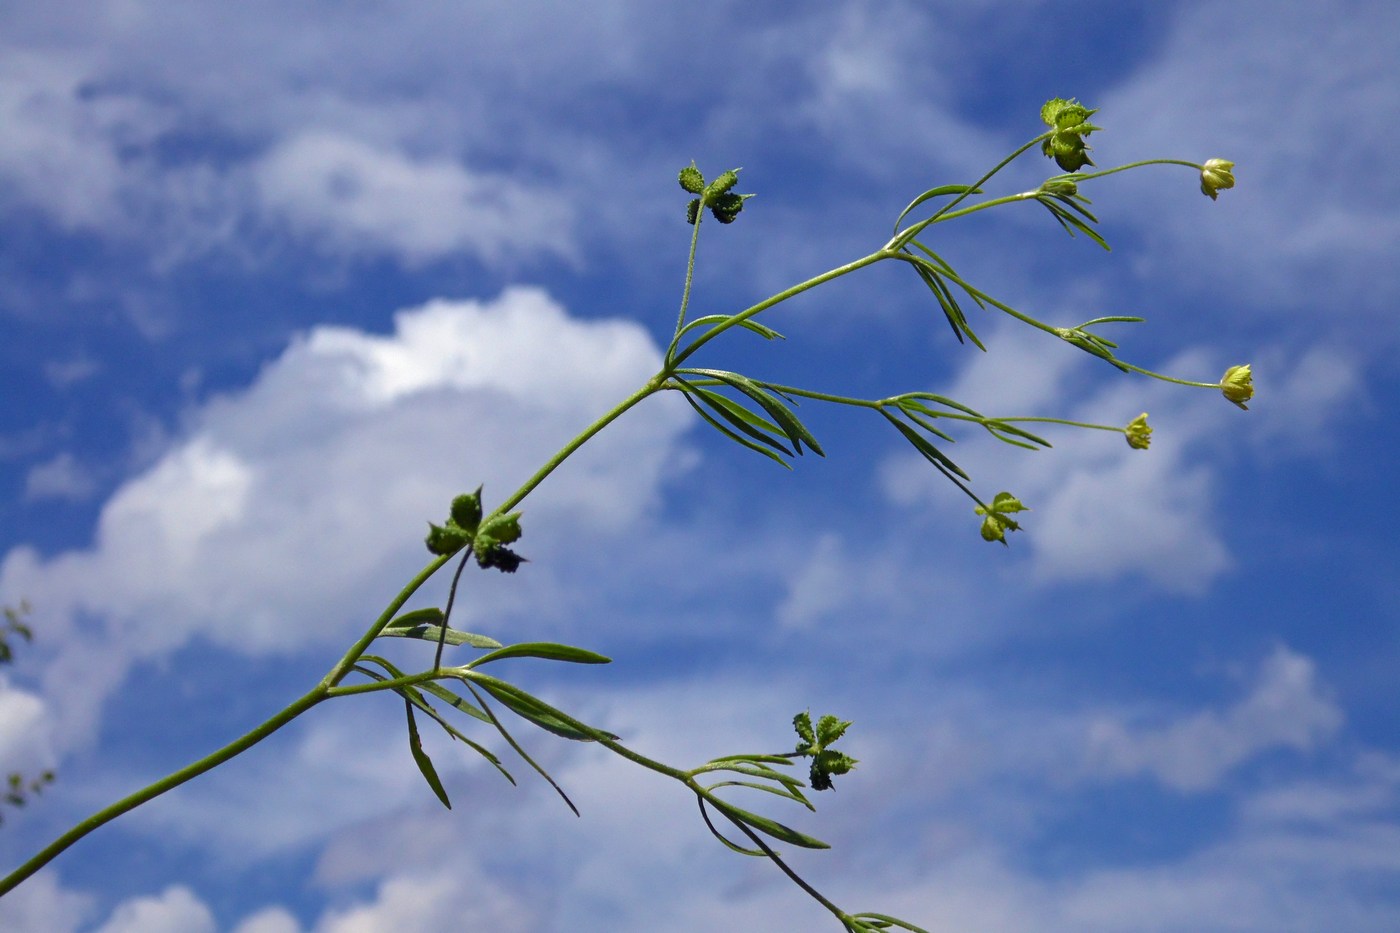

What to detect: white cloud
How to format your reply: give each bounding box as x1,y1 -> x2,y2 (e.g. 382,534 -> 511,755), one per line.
0,679 -> 53,774
23,454 -> 98,503
315,865 -> 537,933
253,132 -> 575,265
233,908 -> 303,933
1085,645 -> 1342,790
1101,1 -> 1400,329
0,871 -> 93,933
0,287 -> 689,748
91,885 -> 215,933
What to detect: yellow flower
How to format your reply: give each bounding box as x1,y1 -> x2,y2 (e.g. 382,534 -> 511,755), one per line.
1200,159 -> 1235,200
1124,412 -> 1152,449
1220,364 -> 1254,409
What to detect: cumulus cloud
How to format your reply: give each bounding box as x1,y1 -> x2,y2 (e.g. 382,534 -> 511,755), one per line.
0,287 -> 689,747
1101,1 -> 1400,332
0,871 -> 93,933
253,132 -> 575,265
91,885 -> 216,933
1085,645 -> 1342,790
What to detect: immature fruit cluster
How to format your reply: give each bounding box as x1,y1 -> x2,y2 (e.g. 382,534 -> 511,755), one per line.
975,491 -> 1029,545
425,486 -> 525,572
679,161 -> 754,224
1040,97 -> 1101,172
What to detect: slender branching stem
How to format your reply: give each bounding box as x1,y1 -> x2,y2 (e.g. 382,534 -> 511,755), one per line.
669,250 -> 892,367
0,684 -> 329,897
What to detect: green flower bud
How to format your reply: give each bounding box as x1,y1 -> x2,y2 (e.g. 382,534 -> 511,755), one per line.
1039,177 -> 1079,198
1125,412 -> 1152,450
1200,159 -> 1235,200
1220,364 -> 1254,409
686,197 -> 701,225
678,162 -> 705,194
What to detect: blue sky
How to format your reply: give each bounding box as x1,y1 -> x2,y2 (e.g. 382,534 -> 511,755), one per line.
1,1 -> 1397,930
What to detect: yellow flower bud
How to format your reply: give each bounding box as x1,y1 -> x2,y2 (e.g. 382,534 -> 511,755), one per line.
1124,412 -> 1152,450
1220,364 -> 1253,409
1200,159 -> 1235,200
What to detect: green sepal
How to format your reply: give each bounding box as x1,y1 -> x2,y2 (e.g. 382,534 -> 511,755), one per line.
678,162 -> 705,194
686,198 -> 702,225
425,522 -> 470,555
793,711 -> 816,746
815,714 -> 851,747
704,168 -> 740,198
449,487 -> 483,535
475,512 -> 523,550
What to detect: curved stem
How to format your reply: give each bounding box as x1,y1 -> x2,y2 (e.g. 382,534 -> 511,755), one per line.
486,379 -> 663,522
887,132 -> 1051,250
1071,158 -> 1203,182
0,685 -> 328,896
669,251 -> 891,368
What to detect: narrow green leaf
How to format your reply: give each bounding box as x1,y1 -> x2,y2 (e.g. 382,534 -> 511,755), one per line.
697,798 -> 767,857
901,392 -> 984,417
680,391 -> 793,468
418,680 -> 493,725
886,413 -> 971,480
404,701 -> 452,809
468,641 -> 611,668
684,383 -> 796,457
710,798 -> 830,849
705,763 -> 807,791
852,914 -> 933,933
704,780 -> 814,811
696,370 -> 824,456
385,607 -> 445,630
1078,315 -> 1145,326
460,680 -> 580,816
709,753 -> 799,766
900,408 -> 957,443
465,673 -> 613,742
985,421 -> 1052,448
893,184 -> 982,232
674,314 -> 785,342
693,386 -> 785,438
379,623 -> 503,650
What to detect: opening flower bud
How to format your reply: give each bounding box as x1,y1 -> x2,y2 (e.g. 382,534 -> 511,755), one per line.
1220,364 -> 1254,409
1125,412 -> 1152,450
1200,159 -> 1235,200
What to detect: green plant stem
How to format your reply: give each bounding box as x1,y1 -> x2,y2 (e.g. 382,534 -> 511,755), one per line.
485,379 -> 663,522
670,251 -> 892,367
674,206 -> 705,336
887,132 -> 1051,250
0,685 -> 328,897
1071,158 -> 1204,182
